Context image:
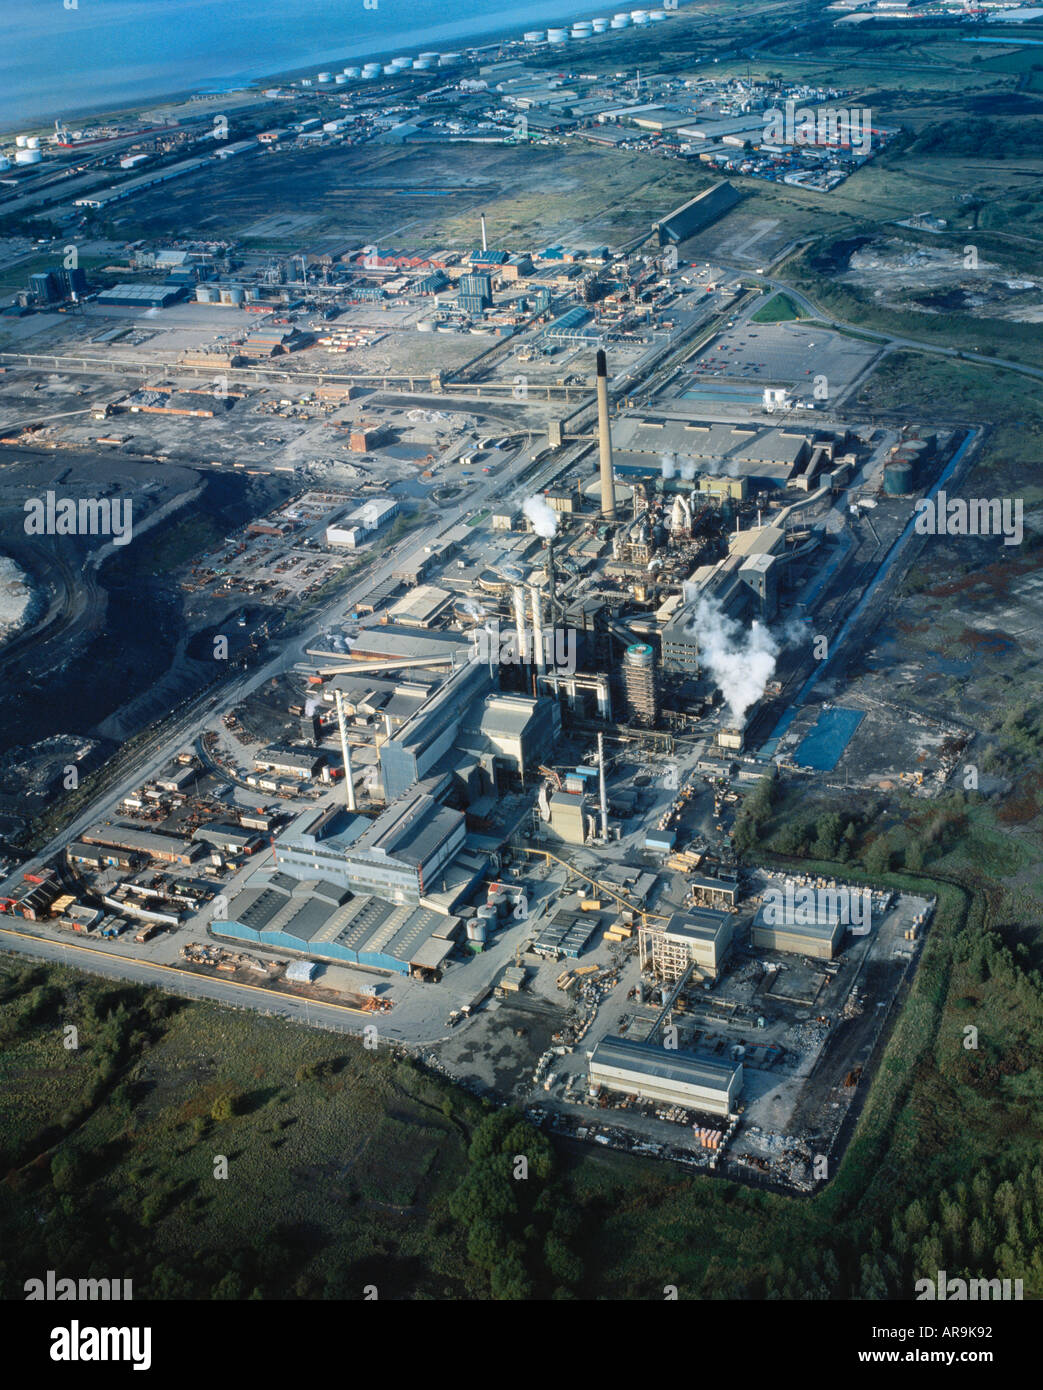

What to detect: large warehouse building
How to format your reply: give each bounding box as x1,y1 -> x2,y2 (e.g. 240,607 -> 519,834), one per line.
653,181 -> 741,246
751,907 -> 845,960
589,1035 -> 743,1116
212,871 -> 458,977
638,908 -> 735,981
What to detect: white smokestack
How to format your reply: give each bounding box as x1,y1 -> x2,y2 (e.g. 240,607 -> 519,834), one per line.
531,586 -> 546,673
597,732 -> 609,840
512,584 -> 528,663
480,212 -> 488,253
334,690 -> 357,812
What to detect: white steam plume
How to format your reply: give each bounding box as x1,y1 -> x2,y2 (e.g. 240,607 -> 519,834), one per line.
679,457 -> 697,481
661,453 -> 676,480
523,494 -> 558,538
689,593 -> 779,725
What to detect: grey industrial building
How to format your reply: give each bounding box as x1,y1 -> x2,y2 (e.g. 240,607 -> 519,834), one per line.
275,779 -> 474,905
589,1035 -> 743,1116
653,181 -> 741,246
751,907 -> 845,960
212,871 -> 459,977
639,908 -> 735,981
81,824 -> 203,866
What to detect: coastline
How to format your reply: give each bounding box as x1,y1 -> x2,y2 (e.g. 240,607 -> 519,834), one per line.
1,0 -> 681,133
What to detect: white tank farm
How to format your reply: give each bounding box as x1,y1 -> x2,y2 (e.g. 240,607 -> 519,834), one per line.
15,149 -> 43,164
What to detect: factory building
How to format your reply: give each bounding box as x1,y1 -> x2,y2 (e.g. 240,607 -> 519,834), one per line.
380,660 -> 493,802
96,283 -> 184,309
639,908 -> 734,981
191,823 -> 264,855
751,908 -> 845,960
253,745 -> 327,781
275,781 -> 471,905
326,498 -> 400,547
386,584 -> 453,628
80,825 -> 203,866
653,181 -> 741,245
589,1036 -> 743,1117
212,871 -> 459,978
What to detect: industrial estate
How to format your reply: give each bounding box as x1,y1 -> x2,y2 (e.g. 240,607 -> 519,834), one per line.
1,0 -> 1042,1309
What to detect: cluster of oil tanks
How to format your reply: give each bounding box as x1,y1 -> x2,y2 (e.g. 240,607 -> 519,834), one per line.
525,9 -> 671,42
314,51 -> 461,84
883,436 -> 934,496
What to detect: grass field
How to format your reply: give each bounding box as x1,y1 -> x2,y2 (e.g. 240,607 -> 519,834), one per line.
751,292 -> 807,323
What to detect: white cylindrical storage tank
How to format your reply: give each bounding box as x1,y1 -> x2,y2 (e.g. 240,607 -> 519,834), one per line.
416,318 -> 434,332
438,52 -> 461,65
632,9 -> 651,23
392,55 -> 412,66
15,135 -> 27,148
419,51 -> 439,60
382,64 -> 397,74
466,920 -> 487,942
547,27 -> 569,43
650,8 -> 667,17
612,12 -> 632,26
220,285 -> 245,306
524,29 -> 545,41
15,149 -> 42,164
245,286 -> 262,302
195,284 -> 218,303
26,136 -> 40,149
572,21 -> 594,36
345,66 -> 361,77
317,71 -> 333,83
592,17 -> 610,31
335,73 -> 348,84
413,58 -> 434,69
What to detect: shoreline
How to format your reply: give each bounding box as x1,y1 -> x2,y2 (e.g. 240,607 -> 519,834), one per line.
1,1 -> 684,134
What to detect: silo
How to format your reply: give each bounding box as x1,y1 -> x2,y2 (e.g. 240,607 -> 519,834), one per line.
883,460 -> 915,496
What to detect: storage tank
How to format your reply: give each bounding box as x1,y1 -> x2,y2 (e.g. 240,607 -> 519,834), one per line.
245,286 -> 262,302
195,284 -> 218,303
883,460 -> 915,496
219,285 -> 245,306
524,29 -> 545,41
382,64 -> 397,74
344,66 -> 361,77
572,21 -> 594,36
26,136 -> 40,149
335,73 -> 348,84
466,920 -> 487,944
413,58 -> 434,69
419,51 -> 439,60
317,71 -> 333,83
547,27 -> 569,42
591,16 -> 611,30
631,9 -> 651,23
15,149 -> 42,164
438,52 -> 461,65
0,157 -> 11,171
611,13 -> 632,26
15,135 -> 27,148
649,7 -> 668,17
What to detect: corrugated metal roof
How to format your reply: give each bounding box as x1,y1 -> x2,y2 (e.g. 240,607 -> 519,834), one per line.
590,1035 -> 740,1092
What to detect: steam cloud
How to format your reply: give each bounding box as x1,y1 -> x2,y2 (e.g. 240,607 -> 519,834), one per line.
661,453 -> 676,480
523,494 -> 558,538
689,593 -> 780,725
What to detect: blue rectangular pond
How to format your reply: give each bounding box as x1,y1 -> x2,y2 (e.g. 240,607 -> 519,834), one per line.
792,707 -> 865,771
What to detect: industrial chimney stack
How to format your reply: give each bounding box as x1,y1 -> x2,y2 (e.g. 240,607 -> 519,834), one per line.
596,349 -> 617,521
